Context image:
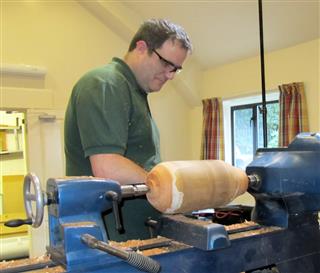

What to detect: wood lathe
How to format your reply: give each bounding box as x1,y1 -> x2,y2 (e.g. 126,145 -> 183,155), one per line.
2,132 -> 320,273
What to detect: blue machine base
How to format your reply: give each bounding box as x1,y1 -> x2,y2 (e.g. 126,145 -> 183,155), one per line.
64,219 -> 320,273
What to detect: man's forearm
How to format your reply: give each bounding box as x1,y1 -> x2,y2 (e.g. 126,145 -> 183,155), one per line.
89,153 -> 147,185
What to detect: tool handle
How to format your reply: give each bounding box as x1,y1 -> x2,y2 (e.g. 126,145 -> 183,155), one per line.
4,218 -> 32,227
81,234 -> 161,273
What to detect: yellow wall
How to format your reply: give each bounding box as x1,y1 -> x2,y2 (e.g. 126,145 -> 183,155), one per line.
1,0 -> 318,257
2,1 -> 127,108
1,1 -> 194,161
2,2 -> 319,163
190,39 -> 320,159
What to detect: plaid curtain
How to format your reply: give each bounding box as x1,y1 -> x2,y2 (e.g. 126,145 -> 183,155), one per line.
200,98 -> 224,160
278,82 -> 309,147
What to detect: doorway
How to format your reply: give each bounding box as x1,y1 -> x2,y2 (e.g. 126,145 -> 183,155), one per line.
0,109 -> 29,260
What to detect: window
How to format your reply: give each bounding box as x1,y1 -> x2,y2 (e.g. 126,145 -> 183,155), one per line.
223,92 -> 279,169
231,101 -> 279,169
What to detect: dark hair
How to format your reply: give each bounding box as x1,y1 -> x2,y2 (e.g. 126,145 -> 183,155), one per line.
128,18 -> 193,54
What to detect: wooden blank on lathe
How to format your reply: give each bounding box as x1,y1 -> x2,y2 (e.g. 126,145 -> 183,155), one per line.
146,160 -> 248,214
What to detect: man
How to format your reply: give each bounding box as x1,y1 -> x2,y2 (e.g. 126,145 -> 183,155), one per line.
64,19 -> 192,241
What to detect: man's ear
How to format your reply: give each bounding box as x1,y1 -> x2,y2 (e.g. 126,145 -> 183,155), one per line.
135,40 -> 148,53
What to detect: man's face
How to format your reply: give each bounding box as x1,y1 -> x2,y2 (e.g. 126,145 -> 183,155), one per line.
140,39 -> 188,93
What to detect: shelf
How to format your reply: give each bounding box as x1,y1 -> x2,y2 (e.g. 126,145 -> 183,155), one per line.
1,63 -> 47,77
0,150 -> 23,155
0,126 -> 21,130
0,150 -> 24,159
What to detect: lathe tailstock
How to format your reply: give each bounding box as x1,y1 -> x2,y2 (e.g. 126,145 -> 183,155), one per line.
2,132 -> 320,273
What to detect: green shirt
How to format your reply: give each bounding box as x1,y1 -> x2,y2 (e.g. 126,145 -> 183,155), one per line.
64,58 -> 161,176
64,58 -> 161,241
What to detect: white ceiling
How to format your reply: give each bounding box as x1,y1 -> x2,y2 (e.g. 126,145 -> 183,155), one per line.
120,0 -> 319,69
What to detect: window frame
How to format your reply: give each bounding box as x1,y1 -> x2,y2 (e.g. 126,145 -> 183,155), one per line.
230,100 -> 278,166
222,91 -> 279,166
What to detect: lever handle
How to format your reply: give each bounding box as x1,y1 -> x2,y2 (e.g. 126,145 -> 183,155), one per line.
145,217 -> 159,238
106,191 -> 124,233
5,218 -> 33,227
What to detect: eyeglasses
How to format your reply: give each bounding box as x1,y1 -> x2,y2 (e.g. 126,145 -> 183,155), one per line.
152,49 -> 182,74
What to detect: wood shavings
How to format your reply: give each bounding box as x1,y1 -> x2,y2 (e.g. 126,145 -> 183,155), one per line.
29,266 -> 65,273
224,220 -> 258,231
0,255 -> 50,269
0,255 -> 65,272
226,221 -> 283,239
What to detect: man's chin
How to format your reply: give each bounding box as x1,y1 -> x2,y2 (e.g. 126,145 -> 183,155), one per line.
148,89 -> 161,93
149,83 -> 164,93
146,86 -> 162,93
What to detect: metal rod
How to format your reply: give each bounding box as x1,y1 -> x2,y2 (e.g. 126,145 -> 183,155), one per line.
121,184 -> 149,198
258,0 -> 268,148
81,233 -> 129,259
130,239 -> 172,252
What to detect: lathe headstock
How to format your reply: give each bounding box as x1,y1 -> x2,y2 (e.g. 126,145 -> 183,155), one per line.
247,132 -> 320,227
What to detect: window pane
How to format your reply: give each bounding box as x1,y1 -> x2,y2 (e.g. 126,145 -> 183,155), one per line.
233,108 -> 254,169
257,102 -> 279,148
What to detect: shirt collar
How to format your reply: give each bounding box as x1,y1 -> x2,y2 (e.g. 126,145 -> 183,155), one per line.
111,57 -> 147,95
